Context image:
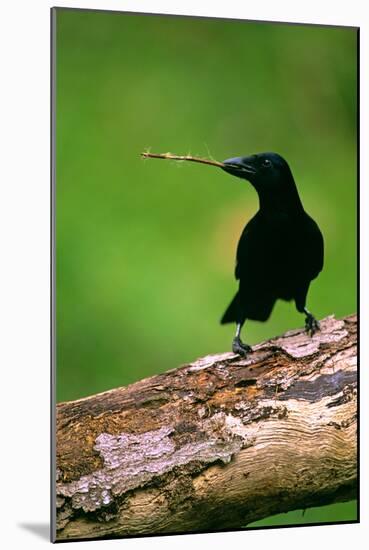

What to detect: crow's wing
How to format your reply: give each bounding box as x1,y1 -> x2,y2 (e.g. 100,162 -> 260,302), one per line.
235,211 -> 324,283
300,213 -> 324,282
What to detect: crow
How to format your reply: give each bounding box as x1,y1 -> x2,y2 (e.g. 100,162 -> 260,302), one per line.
220,152 -> 324,356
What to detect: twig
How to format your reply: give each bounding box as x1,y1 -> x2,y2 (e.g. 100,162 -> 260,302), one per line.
141,151 -> 225,169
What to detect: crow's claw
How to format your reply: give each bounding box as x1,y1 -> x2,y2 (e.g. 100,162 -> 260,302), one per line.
305,313 -> 320,336
232,337 -> 252,357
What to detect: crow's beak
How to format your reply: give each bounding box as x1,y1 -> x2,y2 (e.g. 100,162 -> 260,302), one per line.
222,157 -> 257,178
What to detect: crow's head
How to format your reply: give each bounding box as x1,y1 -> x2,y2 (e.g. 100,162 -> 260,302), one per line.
222,152 -> 295,191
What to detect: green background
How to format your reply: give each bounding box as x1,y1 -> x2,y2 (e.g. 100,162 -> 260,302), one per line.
55,9 -> 357,528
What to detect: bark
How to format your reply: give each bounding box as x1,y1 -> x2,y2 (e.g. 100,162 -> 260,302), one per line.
55,314 -> 357,541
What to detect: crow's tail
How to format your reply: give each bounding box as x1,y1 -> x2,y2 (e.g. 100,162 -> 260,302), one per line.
220,292 -> 239,324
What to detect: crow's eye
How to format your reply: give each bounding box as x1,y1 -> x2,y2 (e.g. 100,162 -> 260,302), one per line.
262,159 -> 272,168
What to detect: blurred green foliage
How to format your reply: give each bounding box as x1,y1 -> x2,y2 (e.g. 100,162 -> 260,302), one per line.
55,9 -> 357,527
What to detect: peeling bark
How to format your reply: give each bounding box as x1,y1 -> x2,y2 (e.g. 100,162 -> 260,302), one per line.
55,314 -> 357,541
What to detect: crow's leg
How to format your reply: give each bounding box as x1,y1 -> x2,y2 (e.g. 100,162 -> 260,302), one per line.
232,321 -> 252,356
294,285 -> 320,337
303,307 -> 320,336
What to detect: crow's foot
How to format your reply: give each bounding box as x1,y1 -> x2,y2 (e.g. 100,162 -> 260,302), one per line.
305,313 -> 320,336
232,337 -> 252,357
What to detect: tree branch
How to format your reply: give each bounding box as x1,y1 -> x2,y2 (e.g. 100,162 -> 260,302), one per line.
55,314 -> 357,541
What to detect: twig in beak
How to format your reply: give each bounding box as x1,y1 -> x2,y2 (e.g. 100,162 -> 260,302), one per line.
141,151 -> 224,169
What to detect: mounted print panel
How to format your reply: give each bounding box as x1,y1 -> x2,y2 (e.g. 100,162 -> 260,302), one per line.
51,7 -> 358,542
